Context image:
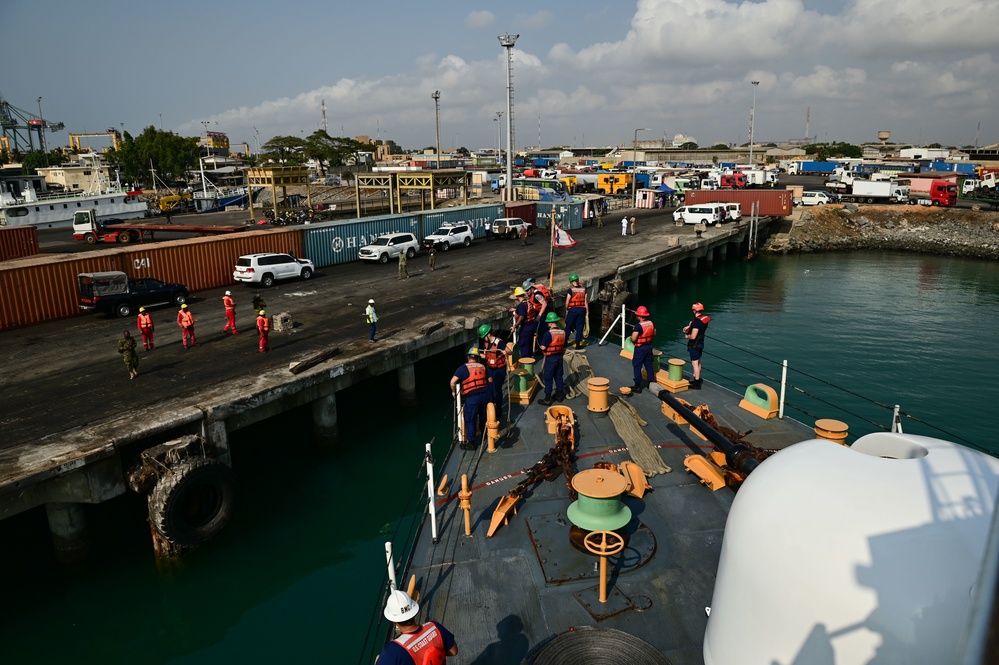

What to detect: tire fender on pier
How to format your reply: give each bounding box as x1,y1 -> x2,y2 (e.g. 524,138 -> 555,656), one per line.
148,458 -> 237,547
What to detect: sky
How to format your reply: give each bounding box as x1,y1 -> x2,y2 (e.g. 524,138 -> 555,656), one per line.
3,0 -> 998,154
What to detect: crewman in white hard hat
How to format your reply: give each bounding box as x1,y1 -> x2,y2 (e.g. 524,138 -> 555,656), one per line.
222,290 -> 239,336
378,589 -> 458,664
365,299 -> 378,342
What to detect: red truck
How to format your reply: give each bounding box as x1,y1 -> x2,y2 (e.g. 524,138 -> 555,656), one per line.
71,209 -> 249,244
898,178 -> 958,207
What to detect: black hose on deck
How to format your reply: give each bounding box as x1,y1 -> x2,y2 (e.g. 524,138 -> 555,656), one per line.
654,387 -> 760,476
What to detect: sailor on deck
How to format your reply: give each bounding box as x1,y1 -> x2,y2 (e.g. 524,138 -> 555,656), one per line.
377,589 -> 458,665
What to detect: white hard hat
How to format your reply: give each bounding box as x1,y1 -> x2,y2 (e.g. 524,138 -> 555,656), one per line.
383,589 -> 419,622
368,299 -> 375,304
225,290 -> 232,296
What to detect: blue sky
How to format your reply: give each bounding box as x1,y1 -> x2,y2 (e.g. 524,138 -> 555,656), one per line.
3,0 -> 997,153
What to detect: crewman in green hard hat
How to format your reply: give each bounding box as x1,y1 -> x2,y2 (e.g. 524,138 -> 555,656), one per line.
449,347 -> 490,450
479,324 -> 508,421
538,311 -> 567,406
564,273 -> 589,349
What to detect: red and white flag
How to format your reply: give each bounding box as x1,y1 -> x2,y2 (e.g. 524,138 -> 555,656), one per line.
553,223 -> 577,248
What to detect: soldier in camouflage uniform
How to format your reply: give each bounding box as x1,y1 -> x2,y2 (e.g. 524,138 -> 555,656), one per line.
118,330 -> 139,379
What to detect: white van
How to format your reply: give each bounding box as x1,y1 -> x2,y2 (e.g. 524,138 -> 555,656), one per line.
673,204 -> 726,226
724,203 -> 742,221
799,191 -> 837,206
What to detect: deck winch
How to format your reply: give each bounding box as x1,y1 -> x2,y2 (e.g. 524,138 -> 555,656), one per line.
566,468 -> 632,550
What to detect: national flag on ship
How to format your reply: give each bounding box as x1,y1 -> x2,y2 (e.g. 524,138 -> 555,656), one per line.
553,223 -> 577,248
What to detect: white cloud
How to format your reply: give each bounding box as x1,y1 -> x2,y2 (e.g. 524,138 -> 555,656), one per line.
516,11 -> 554,30
465,10 -> 494,29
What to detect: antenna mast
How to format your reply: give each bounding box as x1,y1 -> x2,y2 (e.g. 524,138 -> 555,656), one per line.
321,99 -> 328,134
805,106 -> 810,143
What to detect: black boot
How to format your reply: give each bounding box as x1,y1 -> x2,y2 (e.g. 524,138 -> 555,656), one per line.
539,395 -> 553,406
631,384 -> 643,394
691,378 -> 702,389
555,391 -> 565,402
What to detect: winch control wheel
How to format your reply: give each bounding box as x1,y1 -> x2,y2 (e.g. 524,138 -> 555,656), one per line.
148,458 -> 237,547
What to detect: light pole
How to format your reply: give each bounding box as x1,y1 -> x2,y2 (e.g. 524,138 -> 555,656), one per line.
432,91 -> 441,169
749,81 -> 759,166
158,113 -> 163,130
495,110 -> 503,165
37,97 -> 46,154
499,33 -> 519,200
631,127 -> 650,204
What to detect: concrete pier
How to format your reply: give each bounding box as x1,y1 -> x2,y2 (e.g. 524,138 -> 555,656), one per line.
398,364 -> 417,407
45,502 -> 91,564
312,394 -> 339,445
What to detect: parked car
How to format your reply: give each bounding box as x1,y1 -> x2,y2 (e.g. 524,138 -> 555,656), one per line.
799,191 -> 837,206
358,233 -> 420,264
673,204 -> 726,226
77,271 -> 189,318
233,253 -> 314,287
421,223 -> 474,251
724,203 -> 742,222
491,217 -> 531,239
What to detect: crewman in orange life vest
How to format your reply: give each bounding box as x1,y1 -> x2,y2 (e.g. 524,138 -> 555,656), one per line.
222,290 -> 239,335
136,307 -> 155,351
449,347 -> 491,451
630,305 -> 655,393
479,324 -> 508,421
176,303 -> 197,349
538,312 -> 567,406
564,273 -> 589,348
256,310 -> 270,353
510,286 -> 537,360
377,589 -> 458,665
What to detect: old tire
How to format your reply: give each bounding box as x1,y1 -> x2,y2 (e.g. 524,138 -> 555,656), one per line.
172,292 -> 187,306
440,242 -> 450,252
149,458 -> 237,547
463,237 -> 471,247
406,247 -> 416,259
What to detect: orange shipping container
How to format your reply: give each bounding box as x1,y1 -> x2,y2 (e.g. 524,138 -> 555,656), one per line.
0,226 -> 40,261
0,228 -> 304,330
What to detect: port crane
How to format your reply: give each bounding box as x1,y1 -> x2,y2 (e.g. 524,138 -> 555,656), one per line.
0,94 -> 64,153
69,129 -> 122,152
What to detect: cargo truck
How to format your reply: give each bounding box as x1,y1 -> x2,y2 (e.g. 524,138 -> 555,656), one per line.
897,178 -> 957,206
71,209 -> 249,244
787,161 -> 841,175
840,180 -> 909,204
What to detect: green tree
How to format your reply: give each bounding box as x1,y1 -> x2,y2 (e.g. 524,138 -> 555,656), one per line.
299,131 -> 368,174
20,150 -> 66,174
679,142 -> 698,150
709,143 -> 729,150
104,126 -> 200,186
926,143 -> 942,149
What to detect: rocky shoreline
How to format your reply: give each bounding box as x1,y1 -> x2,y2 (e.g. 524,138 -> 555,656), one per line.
765,205 -> 999,260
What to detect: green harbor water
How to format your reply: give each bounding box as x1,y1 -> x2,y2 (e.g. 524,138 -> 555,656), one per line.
1,251 -> 996,664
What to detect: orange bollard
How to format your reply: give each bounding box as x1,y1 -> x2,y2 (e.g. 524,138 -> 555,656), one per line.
486,402 -> 500,453
459,474 -> 473,537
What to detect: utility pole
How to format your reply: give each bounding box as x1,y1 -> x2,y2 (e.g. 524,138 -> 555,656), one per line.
37,97 -> 46,154
495,110 -> 503,164
498,33 -> 519,201
749,81 -> 759,165
632,128 -> 650,205
432,91 -> 441,169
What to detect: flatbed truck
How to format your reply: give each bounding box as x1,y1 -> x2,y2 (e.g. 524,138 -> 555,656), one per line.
71,209 -> 249,244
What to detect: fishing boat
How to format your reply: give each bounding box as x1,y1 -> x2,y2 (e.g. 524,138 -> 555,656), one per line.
0,155 -> 148,229
193,156 -> 262,213
362,329 -> 999,664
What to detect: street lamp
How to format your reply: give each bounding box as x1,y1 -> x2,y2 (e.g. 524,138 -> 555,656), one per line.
631,128 -> 650,204
432,91 -> 441,169
749,81 -> 759,166
37,97 -> 46,154
499,33 -> 519,200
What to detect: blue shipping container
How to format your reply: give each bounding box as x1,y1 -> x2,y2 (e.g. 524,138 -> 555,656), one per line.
535,201 -> 584,230
302,214 -> 422,267
420,204 -> 505,241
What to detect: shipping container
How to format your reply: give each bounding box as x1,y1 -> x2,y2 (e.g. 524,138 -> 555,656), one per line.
418,204 -> 505,241
303,214 -> 422,268
0,229 -> 304,331
683,190 -> 793,217
535,201 -> 584,230
504,202 -> 537,226
0,225 -> 39,261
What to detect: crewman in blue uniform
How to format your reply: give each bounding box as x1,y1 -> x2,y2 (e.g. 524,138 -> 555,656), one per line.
538,312 -> 567,406
377,589 -> 458,665
564,273 -> 589,349
449,347 -> 491,450
630,305 -> 655,394
479,324 -> 508,421
510,286 -> 537,360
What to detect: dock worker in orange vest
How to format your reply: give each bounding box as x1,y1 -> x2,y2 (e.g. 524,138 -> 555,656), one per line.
630,305 -> 655,393
377,589 -> 458,665
538,312 -> 567,406
450,347 -> 491,451
176,303 -> 197,349
222,291 -> 239,335
136,307 -> 155,351
256,310 -> 270,353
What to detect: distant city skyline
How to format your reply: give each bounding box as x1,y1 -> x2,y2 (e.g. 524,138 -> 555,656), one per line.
3,0 -> 997,154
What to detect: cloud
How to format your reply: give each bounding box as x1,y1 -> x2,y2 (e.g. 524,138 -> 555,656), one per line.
465,10 -> 493,29
515,11 -> 554,30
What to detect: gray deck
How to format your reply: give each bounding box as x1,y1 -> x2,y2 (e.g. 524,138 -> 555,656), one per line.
400,344 -> 814,664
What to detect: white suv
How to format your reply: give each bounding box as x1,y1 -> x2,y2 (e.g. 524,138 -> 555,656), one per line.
421,223 -> 474,251
233,253 -> 315,287
358,232 -> 420,263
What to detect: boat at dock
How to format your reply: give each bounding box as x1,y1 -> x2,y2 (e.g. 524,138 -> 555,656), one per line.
364,338 -> 999,664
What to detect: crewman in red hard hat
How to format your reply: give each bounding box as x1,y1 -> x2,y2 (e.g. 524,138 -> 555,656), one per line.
630,305 -> 655,393
377,589 -> 458,664
683,302 -> 711,389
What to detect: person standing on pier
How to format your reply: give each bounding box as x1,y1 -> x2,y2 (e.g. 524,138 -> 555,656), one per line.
136,307 -> 154,351
510,287 -> 537,360
222,291 -> 239,335
398,250 -> 409,279
630,305 -> 655,393
450,347 -> 490,451
683,302 -> 710,389
256,310 -> 270,353
630,216 -> 637,235
177,303 -> 197,349
428,244 -> 437,271
538,312 -> 567,406
520,225 -> 528,247
621,216 -> 629,236
118,330 -> 139,380
564,273 -> 589,349
365,299 -> 378,342
378,589 -> 458,664
480,324 -> 508,421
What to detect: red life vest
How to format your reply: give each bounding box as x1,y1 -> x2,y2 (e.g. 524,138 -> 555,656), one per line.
392,622 -> 447,665
530,284 -> 552,315
223,295 -> 235,310
696,314 -> 711,326
483,341 -> 506,369
460,362 -> 488,395
178,310 -> 195,328
635,320 -> 655,346
521,299 -> 537,324
137,312 -> 153,331
257,315 -> 270,332
567,285 -> 587,309
543,328 -> 566,356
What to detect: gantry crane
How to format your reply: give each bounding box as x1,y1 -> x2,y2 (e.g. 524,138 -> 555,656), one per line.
0,94 -> 64,153
69,129 -> 122,152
